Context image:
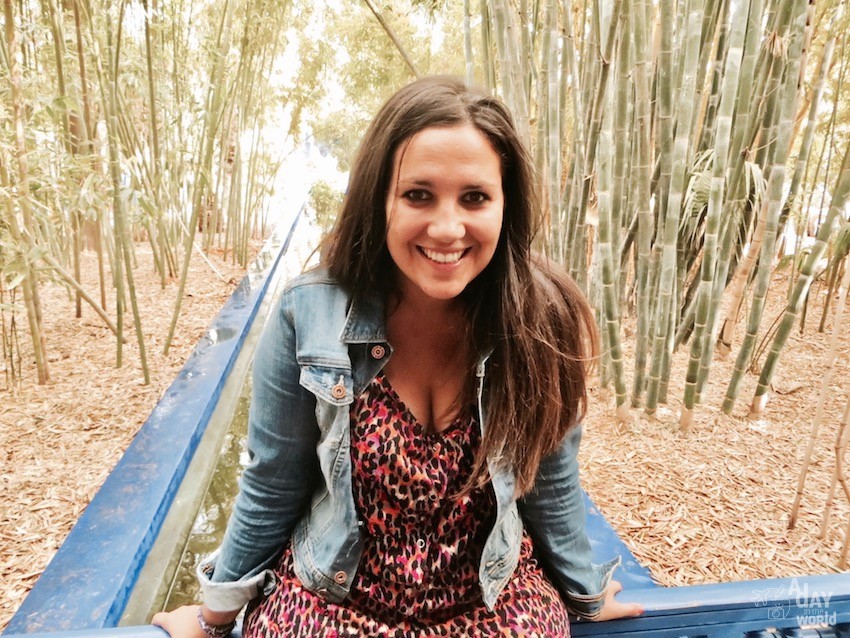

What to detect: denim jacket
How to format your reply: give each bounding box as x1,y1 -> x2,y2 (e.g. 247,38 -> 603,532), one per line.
198,269 -> 619,619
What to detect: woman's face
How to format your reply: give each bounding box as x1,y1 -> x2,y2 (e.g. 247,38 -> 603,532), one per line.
385,123 -> 504,306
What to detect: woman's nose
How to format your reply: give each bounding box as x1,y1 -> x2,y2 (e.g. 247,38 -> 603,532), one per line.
428,203 -> 464,241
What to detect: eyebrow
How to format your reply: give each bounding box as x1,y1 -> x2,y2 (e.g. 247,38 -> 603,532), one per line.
397,178 -> 494,190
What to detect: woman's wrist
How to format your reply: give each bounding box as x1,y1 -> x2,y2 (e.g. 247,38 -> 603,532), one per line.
196,605 -> 238,637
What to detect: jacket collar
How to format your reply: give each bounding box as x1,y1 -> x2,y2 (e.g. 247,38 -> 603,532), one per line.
339,291 -> 387,344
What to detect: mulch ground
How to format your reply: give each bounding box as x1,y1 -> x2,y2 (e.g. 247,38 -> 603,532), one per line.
580,268 -> 850,586
1,243 -> 848,629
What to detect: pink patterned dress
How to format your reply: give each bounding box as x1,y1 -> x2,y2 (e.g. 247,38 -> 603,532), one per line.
242,372 -> 571,637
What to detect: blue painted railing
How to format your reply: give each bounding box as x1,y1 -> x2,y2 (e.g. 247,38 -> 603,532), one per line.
7,571 -> 850,637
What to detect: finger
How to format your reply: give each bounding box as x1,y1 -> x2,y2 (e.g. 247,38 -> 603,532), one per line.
608,580 -> 623,595
595,599 -> 645,621
151,612 -> 166,627
626,602 -> 644,617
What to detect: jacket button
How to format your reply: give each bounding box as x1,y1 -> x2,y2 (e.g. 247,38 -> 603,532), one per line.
334,570 -> 347,584
331,383 -> 346,399
370,344 -> 386,359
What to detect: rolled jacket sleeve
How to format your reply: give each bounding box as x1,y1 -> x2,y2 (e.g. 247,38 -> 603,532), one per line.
200,291 -> 321,612
518,426 -> 620,619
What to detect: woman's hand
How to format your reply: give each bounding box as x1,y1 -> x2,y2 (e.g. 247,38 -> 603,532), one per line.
591,580 -> 644,621
152,604 -> 237,638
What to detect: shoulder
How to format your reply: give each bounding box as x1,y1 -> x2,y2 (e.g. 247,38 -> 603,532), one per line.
283,265 -> 344,293
277,266 -> 353,343
281,266 -> 350,307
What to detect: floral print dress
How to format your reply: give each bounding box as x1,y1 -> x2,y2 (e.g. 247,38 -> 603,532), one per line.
242,372 -> 571,637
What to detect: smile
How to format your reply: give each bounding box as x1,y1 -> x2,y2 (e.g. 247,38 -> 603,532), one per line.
419,247 -> 469,264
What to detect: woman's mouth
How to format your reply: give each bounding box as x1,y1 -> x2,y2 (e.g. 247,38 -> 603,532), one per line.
419,247 -> 469,264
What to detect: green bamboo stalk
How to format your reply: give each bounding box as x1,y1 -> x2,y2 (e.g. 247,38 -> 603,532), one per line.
520,0 -> 532,102
629,0 -> 653,407
791,228 -> 850,532
597,29 -> 628,420
720,31 -> 835,355
97,8 -> 150,382
786,36 -> 835,222
4,0 -> 49,384
680,0 -> 750,429
819,225 -> 849,331
488,0 -> 529,139
706,0 -> 765,340
567,0 -> 622,289
556,0 -> 585,264
361,0 -> 420,78
463,0 -> 474,85
691,0 -> 724,142
610,3 -> 630,271
653,0 -> 674,252
751,137 -> 850,416
164,0 -> 234,355
722,0 -> 809,415
721,167 -> 784,413
542,0 -> 559,243
645,0 -> 705,415
43,0 -> 84,318
480,0 -> 496,92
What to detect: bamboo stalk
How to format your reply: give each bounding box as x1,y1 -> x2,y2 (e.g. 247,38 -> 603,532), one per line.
109,14 -> 149,383
645,0 -> 705,415
567,0 -> 622,290
680,0 -> 750,429
480,0 -> 496,92
752,138 -> 850,416
463,0 -> 474,85
164,0 -> 233,355
629,0 -> 653,407
4,0 -> 49,384
361,0 -> 420,78
39,253 -> 123,340
812,255 -> 850,537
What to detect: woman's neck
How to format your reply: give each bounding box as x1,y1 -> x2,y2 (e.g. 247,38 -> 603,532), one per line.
387,289 -> 467,340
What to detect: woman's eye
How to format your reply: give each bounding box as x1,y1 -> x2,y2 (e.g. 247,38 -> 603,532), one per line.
463,191 -> 489,205
403,189 -> 431,203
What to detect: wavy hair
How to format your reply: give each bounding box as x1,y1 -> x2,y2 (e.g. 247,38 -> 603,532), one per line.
325,76 -> 597,495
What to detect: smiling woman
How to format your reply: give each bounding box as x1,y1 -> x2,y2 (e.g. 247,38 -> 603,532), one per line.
152,76 -> 642,638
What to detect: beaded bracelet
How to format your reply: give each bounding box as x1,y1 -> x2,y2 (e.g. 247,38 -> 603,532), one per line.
196,607 -> 236,638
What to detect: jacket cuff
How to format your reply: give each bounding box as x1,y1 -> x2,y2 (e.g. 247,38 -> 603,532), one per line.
565,556 -> 621,620
198,550 -> 277,613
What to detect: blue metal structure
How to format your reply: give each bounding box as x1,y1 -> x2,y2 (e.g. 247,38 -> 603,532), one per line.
4,204 -> 850,637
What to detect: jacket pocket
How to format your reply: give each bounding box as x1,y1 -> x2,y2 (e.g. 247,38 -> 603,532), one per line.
299,365 -> 354,406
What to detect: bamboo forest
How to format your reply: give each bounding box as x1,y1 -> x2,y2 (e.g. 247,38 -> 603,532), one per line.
2,0 -> 850,632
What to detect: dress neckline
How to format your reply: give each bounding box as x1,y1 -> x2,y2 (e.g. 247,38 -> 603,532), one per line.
374,371 -> 473,439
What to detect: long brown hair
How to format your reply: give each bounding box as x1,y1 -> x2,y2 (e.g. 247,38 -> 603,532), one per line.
325,76 -> 598,496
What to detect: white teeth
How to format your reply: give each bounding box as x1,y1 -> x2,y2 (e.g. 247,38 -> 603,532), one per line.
421,248 -> 465,264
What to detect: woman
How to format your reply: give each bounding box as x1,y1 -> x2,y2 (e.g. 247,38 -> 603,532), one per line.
153,75 -> 643,637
